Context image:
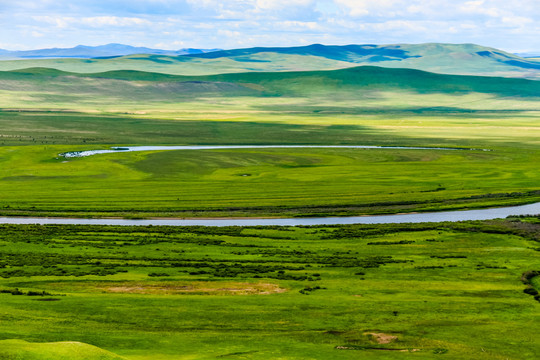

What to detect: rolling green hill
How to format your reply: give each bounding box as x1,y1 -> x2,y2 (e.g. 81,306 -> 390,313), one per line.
0,59 -> 538,219
0,66 -> 538,116
2,65 -> 539,100
1,41 -> 539,360
0,340 -> 125,360
0,64 -> 538,218
0,43 -> 539,79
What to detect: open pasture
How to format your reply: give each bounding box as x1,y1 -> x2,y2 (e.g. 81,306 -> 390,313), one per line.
0,139 -> 538,218
0,48 -> 539,360
0,66 -> 539,217
0,219 -> 538,359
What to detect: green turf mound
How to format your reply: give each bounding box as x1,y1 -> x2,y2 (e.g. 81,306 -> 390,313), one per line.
0,340 -> 126,360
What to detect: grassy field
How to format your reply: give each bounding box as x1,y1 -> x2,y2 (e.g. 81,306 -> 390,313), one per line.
0,109 -> 538,218
0,219 -> 538,359
0,141 -> 539,218
0,50 -> 539,360
0,66 -> 538,217
1,66 -> 540,115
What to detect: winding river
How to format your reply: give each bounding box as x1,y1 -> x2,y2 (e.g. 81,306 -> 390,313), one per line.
0,202 -> 538,227
59,144 -> 485,158
6,144 -> 524,225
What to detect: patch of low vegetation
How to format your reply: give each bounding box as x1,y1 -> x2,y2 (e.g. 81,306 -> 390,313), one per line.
367,240 -> 415,245
0,220 -> 538,359
521,270 -> 540,302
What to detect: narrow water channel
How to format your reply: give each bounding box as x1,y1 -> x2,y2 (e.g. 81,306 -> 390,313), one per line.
0,202 -> 538,227
60,144 -> 483,158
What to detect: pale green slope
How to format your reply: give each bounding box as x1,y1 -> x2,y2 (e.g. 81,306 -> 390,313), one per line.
0,53 -> 354,76
0,340 -> 126,360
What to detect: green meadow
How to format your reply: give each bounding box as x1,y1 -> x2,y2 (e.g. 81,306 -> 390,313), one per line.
0,66 -> 539,217
0,139 -> 539,218
0,219 -> 539,359
0,50 -> 539,360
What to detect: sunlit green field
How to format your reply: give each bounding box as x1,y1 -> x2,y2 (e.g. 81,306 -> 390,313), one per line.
0,67 -> 539,217
0,141 -> 539,218
0,220 -> 539,360
0,105 -> 539,218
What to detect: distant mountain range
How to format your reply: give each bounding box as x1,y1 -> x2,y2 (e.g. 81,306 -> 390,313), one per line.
0,43 -> 539,80
0,43 -> 221,59
184,43 -> 540,74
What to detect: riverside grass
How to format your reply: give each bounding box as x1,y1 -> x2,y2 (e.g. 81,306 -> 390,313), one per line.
0,66 -> 539,217
0,142 -> 539,218
0,110 -> 538,218
0,220 -> 539,360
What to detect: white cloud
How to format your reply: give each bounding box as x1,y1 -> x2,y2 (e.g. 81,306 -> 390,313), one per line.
370,20 -> 426,32
256,0 -> 314,10
33,15 -> 152,28
217,29 -> 241,38
459,0 -> 502,17
277,21 -> 321,31
82,16 -> 152,27
334,0 -> 403,16
154,40 -> 186,48
0,0 -> 539,52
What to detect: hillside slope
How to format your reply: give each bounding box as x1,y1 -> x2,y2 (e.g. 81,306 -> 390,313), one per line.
0,43 -> 539,79
0,340 -> 125,360
3,65 -> 539,98
1,65 -> 538,115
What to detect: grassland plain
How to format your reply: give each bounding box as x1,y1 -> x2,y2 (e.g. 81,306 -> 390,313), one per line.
0,65 -> 539,217
0,219 -> 539,359
0,142 -> 539,218
0,51 -> 539,360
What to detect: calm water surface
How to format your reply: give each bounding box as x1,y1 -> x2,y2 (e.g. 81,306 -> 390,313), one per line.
60,145 -> 483,158
0,202 -> 538,227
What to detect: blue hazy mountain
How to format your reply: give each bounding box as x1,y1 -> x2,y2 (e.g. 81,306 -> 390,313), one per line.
0,43 -> 221,59
0,43 -> 539,79
186,43 -> 540,72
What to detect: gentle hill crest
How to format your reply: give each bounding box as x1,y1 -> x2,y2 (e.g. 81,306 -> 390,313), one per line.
0,43 -> 221,59
3,65 -> 540,99
1,42 -> 539,79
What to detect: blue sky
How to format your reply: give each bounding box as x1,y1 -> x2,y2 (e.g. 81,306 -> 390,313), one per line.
0,0 -> 538,52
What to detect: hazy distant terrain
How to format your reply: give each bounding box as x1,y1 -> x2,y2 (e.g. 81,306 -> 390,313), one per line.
1,65 -> 539,114
0,43 -> 539,79
0,43 -> 221,59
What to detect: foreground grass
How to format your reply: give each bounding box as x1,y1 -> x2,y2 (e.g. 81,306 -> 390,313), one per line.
0,340 -> 126,360
0,220 -> 539,359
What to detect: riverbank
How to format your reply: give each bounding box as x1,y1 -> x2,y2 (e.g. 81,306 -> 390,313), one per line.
1,201 -> 538,226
